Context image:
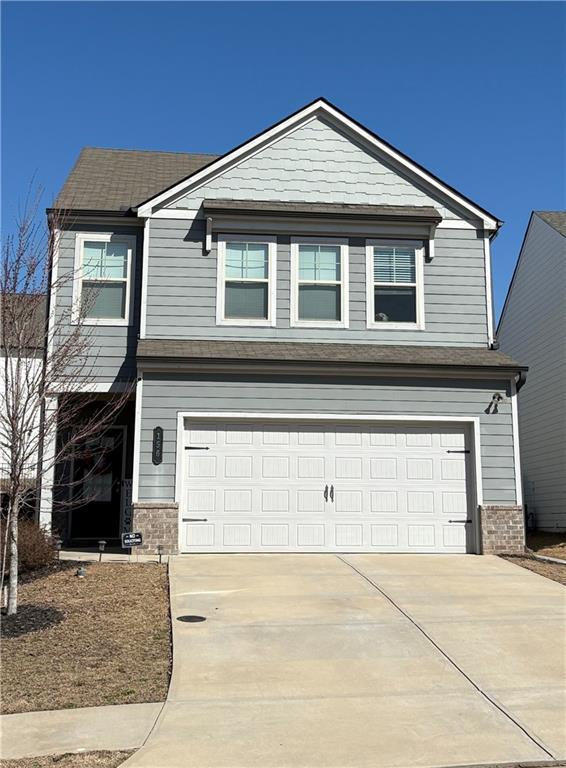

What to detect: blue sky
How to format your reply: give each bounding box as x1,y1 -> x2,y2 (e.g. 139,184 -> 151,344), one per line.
2,1 -> 564,317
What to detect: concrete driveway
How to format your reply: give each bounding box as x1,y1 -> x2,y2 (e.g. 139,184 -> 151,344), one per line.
125,555 -> 565,768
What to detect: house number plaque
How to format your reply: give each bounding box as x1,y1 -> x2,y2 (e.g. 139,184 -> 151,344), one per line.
152,427 -> 163,465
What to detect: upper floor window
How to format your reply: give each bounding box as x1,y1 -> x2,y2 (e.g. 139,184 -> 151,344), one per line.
366,240 -> 424,329
73,233 -> 135,326
291,237 -> 349,328
216,235 -> 276,326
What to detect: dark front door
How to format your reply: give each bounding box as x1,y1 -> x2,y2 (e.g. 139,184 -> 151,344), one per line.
70,427 -> 125,543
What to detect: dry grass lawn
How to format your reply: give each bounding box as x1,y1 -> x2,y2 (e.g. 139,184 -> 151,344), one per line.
0,751 -> 133,768
1,562 -> 170,714
526,530 -> 566,559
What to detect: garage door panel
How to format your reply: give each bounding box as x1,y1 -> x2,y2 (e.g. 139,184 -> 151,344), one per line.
261,456 -> 290,479
442,524 -> 467,548
261,489 -> 290,513
335,524 -> 363,547
187,455 -> 217,478
181,421 -> 473,553
370,458 -> 397,480
297,524 -> 325,547
406,458 -> 434,480
335,456 -> 363,480
334,490 -> 363,514
408,524 -> 436,547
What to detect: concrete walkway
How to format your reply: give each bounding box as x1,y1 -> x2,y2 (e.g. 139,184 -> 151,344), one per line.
0,702 -> 163,760
123,554 -> 565,768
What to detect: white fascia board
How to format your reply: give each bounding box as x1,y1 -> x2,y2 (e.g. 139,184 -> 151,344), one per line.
132,375 -> 143,503
137,100 -> 499,229
151,208 -> 201,220
140,218 -> 150,339
436,220 -> 478,230
49,381 -> 130,393
483,235 -> 495,345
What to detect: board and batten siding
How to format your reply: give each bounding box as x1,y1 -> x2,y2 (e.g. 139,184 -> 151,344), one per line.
137,373 -> 516,506
145,219 -> 488,346
170,118 -> 465,221
497,214 -> 566,529
55,224 -> 142,383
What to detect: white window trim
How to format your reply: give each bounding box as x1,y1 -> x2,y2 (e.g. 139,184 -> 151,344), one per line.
290,236 -> 349,329
216,234 -> 277,327
365,239 -> 425,331
72,233 -> 136,326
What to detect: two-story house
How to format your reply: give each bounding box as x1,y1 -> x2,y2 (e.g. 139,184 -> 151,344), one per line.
43,98 -> 527,555
497,212 -> 566,531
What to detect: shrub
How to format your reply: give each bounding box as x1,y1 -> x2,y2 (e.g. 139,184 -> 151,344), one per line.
1,517 -> 58,574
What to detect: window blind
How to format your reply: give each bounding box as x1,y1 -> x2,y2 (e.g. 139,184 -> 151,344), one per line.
374,247 -> 415,284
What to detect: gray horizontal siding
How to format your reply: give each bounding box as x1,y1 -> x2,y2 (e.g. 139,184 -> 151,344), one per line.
138,374 -> 516,506
172,118 -> 464,220
497,214 -> 566,529
145,220 -> 488,346
55,224 -> 142,383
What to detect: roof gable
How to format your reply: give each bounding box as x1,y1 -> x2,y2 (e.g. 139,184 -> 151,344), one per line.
165,117 -> 462,220
497,211 -> 566,334
137,98 -> 500,228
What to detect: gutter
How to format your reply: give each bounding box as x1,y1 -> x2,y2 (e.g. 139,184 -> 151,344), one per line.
46,207 -> 138,219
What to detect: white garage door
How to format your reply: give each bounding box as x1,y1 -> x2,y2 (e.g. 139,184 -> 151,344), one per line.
179,421 -> 474,553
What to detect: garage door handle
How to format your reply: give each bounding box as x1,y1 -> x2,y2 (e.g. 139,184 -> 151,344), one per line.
183,518 -> 208,522
330,485 -> 334,502
448,519 -> 472,524
324,485 -> 329,502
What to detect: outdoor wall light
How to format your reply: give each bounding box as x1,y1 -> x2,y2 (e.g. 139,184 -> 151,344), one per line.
485,392 -> 504,415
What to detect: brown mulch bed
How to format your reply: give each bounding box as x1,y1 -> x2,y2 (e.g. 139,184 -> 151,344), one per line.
526,530 -> 566,560
1,562 -> 170,714
0,751 -> 134,768
502,554 -> 566,586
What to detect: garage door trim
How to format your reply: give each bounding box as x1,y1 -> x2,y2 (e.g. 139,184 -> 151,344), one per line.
174,412 -> 483,554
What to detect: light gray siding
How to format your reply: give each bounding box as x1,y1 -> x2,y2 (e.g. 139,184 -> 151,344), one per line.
145,219 -> 488,345
170,118 -> 465,220
497,214 -> 566,529
138,373 -> 516,506
55,224 -> 142,383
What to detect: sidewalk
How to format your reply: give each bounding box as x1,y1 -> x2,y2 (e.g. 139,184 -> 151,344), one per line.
0,702 -> 163,760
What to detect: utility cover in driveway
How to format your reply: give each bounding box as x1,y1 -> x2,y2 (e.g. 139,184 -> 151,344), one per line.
180,421 -> 474,553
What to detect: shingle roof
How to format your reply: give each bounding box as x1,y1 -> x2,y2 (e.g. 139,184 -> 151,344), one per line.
536,211 -> 566,237
53,148 -> 219,212
137,339 -> 526,372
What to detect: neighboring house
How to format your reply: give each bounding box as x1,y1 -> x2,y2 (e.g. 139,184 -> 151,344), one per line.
1,294 -> 45,509
42,97 -> 527,555
497,212 -> 566,531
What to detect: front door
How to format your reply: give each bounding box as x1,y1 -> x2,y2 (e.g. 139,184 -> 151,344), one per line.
70,427 -> 125,543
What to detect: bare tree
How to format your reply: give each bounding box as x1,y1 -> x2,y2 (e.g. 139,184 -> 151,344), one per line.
1,187 -> 133,615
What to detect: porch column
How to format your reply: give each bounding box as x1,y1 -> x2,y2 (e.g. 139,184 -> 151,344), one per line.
38,395 -> 57,532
